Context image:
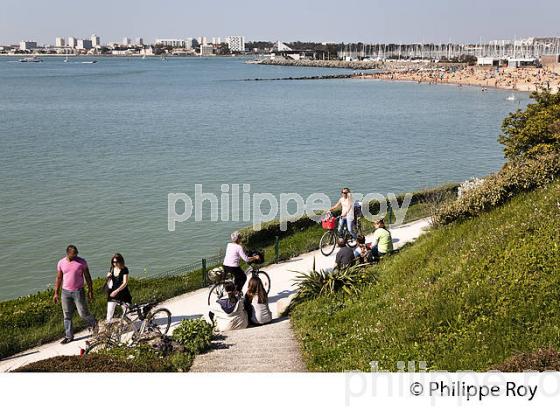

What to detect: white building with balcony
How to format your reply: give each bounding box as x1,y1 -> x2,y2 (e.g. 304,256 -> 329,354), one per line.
226,36 -> 245,52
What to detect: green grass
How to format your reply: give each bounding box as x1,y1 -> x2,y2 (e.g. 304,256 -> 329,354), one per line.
291,180 -> 560,371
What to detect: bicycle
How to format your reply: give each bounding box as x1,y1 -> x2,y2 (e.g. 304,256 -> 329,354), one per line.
84,301 -> 172,354
319,212 -> 362,256
207,260 -> 270,305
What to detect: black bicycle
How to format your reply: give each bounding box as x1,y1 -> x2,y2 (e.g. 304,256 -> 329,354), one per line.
84,301 -> 171,354
207,262 -> 270,305
319,213 -> 362,256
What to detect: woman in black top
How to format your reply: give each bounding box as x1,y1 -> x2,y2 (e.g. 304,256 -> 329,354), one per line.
105,253 -> 132,322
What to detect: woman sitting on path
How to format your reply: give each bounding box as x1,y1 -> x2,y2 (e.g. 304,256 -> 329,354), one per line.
209,281 -> 248,331
105,253 -> 132,322
244,276 -> 272,326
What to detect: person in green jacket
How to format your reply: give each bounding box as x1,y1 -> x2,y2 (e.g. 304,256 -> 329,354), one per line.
371,219 -> 393,258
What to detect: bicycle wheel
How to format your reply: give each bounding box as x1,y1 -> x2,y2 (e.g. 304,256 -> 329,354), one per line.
207,282 -> 226,305
320,230 -> 337,256
84,339 -> 116,355
256,270 -> 271,294
144,308 -> 172,336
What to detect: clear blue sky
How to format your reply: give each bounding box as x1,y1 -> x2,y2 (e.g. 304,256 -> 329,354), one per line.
1,0 -> 559,45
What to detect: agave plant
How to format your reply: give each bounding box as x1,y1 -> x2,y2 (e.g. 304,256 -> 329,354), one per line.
289,263 -> 375,309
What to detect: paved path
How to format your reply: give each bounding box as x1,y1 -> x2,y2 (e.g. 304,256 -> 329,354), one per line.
190,318 -> 306,372
0,218 -> 430,372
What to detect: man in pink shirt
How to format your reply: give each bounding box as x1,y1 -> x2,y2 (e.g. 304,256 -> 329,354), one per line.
54,245 -> 97,344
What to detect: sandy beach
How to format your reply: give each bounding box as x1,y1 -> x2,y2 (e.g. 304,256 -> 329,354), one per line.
356,63 -> 560,92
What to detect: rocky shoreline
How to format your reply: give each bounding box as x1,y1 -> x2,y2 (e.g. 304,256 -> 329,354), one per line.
251,57 -> 381,70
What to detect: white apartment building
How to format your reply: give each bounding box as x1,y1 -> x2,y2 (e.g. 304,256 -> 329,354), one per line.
185,38 -> 195,50
19,41 -> 37,51
67,37 -> 77,48
155,39 -> 185,48
55,37 -> 65,47
91,34 -> 100,47
199,44 -> 214,56
76,39 -> 93,50
226,36 -> 245,52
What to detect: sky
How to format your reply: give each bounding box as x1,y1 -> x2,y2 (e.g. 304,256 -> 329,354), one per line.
1,0 -> 559,45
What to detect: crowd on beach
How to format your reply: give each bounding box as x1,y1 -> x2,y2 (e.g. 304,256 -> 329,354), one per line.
358,64 -> 560,92
52,187 -> 393,342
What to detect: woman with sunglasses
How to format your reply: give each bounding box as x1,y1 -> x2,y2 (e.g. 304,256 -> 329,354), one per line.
328,187 -> 356,239
105,253 -> 132,322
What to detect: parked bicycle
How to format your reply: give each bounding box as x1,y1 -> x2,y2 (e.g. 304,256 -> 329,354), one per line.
207,251 -> 270,305
84,300 -> 172,354
319,212 -> 362,256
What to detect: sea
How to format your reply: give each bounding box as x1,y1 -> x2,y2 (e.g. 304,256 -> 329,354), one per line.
0,56 -> 529,300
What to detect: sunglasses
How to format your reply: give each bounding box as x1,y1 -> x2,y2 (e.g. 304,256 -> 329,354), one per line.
341,191 -> 349,194
112,260 -> 119,264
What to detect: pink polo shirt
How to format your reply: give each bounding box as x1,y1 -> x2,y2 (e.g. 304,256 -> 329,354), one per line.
57,256 -> 88,291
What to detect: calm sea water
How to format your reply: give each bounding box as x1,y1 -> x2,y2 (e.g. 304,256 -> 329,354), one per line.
0,56 -> 528,300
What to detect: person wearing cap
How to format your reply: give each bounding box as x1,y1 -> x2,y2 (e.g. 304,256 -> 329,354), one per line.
222,231 -> 260,293
328,187 -> 356,239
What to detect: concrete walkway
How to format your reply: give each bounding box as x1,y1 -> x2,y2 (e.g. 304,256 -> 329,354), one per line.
0,218 -> 431,372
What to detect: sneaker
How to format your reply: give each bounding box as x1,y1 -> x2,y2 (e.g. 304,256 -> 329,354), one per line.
60,337 -> 74,345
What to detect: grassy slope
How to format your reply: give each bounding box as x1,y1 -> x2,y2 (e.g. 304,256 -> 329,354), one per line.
291,180 -> 560,371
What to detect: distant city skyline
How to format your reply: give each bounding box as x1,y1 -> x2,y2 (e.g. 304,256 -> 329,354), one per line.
1,0 -> 559,45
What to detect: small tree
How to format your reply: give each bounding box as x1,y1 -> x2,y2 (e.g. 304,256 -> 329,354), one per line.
499,91 -> 560,160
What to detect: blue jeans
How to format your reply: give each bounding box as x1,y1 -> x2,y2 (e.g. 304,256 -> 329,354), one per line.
338,217 -> 356,239
61,288 -> 97,339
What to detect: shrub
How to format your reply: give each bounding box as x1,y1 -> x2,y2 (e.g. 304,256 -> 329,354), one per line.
16,353 -> 171,372
499,91 -> 560,159
172,319 -> 213,355
492,348 -> 560,372
169,352 -> 195,372
433,152 -> 560,225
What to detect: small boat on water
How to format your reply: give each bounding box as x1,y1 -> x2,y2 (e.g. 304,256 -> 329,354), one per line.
506,93 -> 516,101
81,60 -> 97,64
19,56 -> 42,63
